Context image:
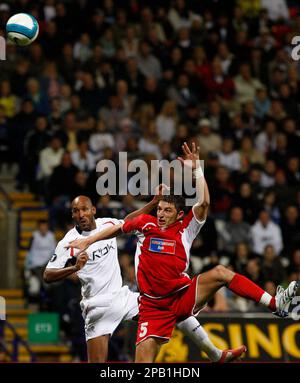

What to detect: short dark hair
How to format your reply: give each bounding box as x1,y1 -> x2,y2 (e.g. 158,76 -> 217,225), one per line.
38,219 -> 48,226
161,195 -> 185,213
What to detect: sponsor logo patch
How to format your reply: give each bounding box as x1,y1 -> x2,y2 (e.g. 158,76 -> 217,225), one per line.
149,238 -> 176,254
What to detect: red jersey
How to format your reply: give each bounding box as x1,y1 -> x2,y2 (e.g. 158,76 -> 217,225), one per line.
122,208 -> 205,298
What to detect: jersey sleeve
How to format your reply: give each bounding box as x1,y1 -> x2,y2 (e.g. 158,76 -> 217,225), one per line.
45,239 -> 73,269
98,217 -> 124,228
122,214 -> 149,234
182,207 -> 206,243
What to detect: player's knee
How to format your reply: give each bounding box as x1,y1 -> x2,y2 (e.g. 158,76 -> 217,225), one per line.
88,354 -> 107,363
135,354 -> 151,363
213,265 -> 231,283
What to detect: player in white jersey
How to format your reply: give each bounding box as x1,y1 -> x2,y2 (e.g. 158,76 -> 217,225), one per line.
44,195 -> 245,363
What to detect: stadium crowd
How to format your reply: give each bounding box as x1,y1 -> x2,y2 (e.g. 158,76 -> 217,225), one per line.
0,0 -> 300,357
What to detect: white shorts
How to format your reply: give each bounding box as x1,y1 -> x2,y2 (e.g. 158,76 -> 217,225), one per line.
84,286 -> 139,341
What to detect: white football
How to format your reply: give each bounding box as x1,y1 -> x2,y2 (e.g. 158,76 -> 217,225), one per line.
6,13 -> 39,46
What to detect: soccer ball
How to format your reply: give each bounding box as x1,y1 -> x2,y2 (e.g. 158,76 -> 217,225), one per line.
6,13 -> 39,46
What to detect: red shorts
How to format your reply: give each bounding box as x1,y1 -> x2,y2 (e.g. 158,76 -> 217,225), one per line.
136,276 -> 199,345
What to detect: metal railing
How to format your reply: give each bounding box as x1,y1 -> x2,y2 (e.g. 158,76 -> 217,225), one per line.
0,185 -> 12,210
0,320 -> 36,362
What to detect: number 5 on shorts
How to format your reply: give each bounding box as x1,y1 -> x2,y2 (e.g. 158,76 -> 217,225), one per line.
139,322 -> 148,338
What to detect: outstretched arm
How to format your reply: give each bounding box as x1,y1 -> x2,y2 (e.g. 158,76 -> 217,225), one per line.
124,184 -> 169,221
44,252 -> 89,283
178,142 -> 209,221
67,223 -> 124,252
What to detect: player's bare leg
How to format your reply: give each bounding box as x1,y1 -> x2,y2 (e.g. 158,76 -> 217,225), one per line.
194,265 -> 298,317
87,334 -> 110,363
135,337 -> 162,363
194,265 -> 235,311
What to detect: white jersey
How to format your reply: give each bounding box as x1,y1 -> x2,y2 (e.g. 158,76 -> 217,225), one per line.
46,218 -> 123,302
46,217 -> 139,339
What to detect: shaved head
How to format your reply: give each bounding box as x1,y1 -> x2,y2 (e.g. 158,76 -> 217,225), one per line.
71,195 -> 96,231
72,195 -> 93,209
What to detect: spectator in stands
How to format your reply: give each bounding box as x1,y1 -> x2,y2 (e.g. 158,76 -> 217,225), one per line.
269,133 -> 289,170
70,171 -> 90,201
167,72 -> 198,108
261,0 -> 289,22
24,115 -> 52,193
197,118 -> 222,159
155,100 -> 178,143
244,257 -> 265,288
88,119 -> 114,160
37,135 -> 64,186
210,165 -> 235,218
281,205 -> 300,259
73,33 -> 93,63
203,58 -> 235,103
219,207 -> 252,255
0,79 -> 18,118
286,157 -> 300,187
235,182 -> 260,224
217,138 -> 241,172
260,159 -> 277,188
255,118 -> 277,155
48,151 -> 79,203
241,100 -> 260,133
0,105 -> 10,169
261,244 -> 286,285
234,63 -> 263,105
287,249 -> 300,282
239,136 -> 265,169
230,242 -> 252,275
254,87 -> 271,119
10,99 -> 37,189
260,190 -> 281,225
137,40 -> 162,80
138,120 -> 161,159
282,117 -> 300,156
71,140 -> 95,174
206,100 -> 230,133
25,220 -> 56,301
251,210 -> 283,256
99,93 -> 129,133
26,78 -> 51,115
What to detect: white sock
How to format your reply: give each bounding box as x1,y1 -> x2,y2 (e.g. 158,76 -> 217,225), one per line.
259,292 -> 273,307
176,316 -> 222,362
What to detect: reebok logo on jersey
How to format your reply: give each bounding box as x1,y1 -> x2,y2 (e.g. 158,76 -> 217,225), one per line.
149,238 -> 176,255
92,241 -> 115,260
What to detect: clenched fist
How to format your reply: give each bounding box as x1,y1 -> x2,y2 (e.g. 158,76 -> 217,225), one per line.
74,252 -> 89,271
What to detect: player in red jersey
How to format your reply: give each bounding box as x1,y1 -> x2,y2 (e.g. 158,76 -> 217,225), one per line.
68,143 -> 298,362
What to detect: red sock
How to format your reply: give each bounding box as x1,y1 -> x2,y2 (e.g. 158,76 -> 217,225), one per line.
228,274 -> 276,311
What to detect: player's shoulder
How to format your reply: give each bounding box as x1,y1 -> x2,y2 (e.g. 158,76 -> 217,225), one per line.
136,214 -> 157,229
58,226 -> 78,245
181,207 -> 206,229
140,213 -> 156,221
96,217 -> 123,227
